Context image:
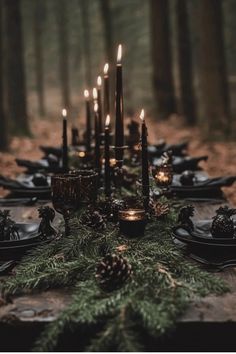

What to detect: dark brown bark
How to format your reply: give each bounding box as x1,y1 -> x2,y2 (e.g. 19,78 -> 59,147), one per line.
98,0 -> 115,120
80,0 -> 92,87
99,0 -> 114,65
55,0 -> 71,110
196,0 -> 231,138
5,0 -> 30,136
0,1 -> 8,150
149,0 -> 176,118
33,0 -> 46,117
176,0 -> 196,125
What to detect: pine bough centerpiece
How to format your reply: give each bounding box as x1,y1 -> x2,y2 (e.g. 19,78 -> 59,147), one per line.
1,203 -> 228,351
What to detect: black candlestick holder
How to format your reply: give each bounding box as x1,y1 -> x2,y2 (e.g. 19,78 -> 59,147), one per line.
112,145 -> 129,169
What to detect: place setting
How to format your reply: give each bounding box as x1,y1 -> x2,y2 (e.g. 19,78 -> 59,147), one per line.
0,2 -> 236,349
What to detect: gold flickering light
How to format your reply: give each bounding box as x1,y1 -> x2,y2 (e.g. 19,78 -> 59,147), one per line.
155,164 -> 173,188
119,209 -> 147,237
78,151 -> 86,158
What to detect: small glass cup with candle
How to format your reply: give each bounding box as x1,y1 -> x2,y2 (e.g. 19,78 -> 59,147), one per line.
118,209 -> 147,237
154,164 -> 173,190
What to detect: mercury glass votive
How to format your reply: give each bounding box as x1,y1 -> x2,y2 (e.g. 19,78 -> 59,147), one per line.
119,209 -> 147,237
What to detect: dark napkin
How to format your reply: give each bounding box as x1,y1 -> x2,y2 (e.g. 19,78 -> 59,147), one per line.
0,197 -> 41,206
16,158 -> 62,173
0,175 -> 50,190
153,155 -> 208,173
40,146 -> 62,158
148,141 -> 189,158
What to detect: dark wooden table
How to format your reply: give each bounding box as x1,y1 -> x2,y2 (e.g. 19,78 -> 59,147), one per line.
0,201 -> 236,351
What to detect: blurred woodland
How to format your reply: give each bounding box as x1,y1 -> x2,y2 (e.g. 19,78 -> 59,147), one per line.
1,0 -> 236,149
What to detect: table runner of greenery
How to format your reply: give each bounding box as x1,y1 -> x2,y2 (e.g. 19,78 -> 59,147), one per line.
1,203 -> 228,351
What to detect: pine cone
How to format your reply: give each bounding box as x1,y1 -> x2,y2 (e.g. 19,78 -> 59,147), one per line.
80,208 -> 106,231
151,201 -> 170,219
95,254 -> 133,291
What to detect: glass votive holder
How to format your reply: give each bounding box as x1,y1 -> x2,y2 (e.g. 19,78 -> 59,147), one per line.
154,164 -> 173,188
118,209 -> 147,237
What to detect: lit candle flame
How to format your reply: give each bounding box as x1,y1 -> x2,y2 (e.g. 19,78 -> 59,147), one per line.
104,63 -> 109,75
62,108 -> 67,118
117,44 -> 122,63
105,114 -> 110,127
140,109 -> 145,121
97,76 -> 102,87
94,102 -> 98,113
84,89 -> 89,99
93,88 -> 98,100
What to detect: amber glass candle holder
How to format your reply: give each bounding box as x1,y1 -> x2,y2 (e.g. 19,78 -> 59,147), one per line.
70,169 -> 98,204
154,164 -> 173,189
119,209 -> 147,237
51,174 -> 80,236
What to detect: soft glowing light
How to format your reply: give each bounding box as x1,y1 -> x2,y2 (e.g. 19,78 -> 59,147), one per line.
97,76 -> 102,87
140,109 -> 145,121
84,89 -> 89,99
104,63 -> 109,75
78,151 -> 86,158
117,44 -> 122,63
62,108 -> 67,118
105,114 -> 110,127
94,102 -> 98,113
93,88 -> 98,100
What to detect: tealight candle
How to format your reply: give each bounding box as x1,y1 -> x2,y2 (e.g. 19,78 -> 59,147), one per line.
119,209 -> 147,237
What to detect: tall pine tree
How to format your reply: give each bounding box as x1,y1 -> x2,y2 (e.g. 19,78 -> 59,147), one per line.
5,0 -> 30,136
196,0 -> 231,138
150,0 -> 176,118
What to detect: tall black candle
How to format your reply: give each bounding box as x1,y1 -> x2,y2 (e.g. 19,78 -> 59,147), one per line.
115,44 -> 124,166
94,102 -> 100,172
104,114 -> 111,197
62,108 -> 68,172
84,89 -> 91,153
103,63 -> 110,118
97,76 -> 103,137
140,109 -> 149,208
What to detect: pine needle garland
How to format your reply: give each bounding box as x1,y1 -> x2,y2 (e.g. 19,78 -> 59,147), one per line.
0,205 -> 228,351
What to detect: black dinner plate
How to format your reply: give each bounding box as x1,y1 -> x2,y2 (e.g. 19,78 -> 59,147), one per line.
0,222 -> 40,247
0,237 -> 54,260
172,222 -> 236,248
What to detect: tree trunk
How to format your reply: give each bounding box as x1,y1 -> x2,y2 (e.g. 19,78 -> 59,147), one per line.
149,0 -> 176,118
0,1 -> 8,150
196,0 -> 231,138
80,0 -> 92,88
5,0 -> 30,136
55,0 -> 71,110
99,0 -> 114,65
98,0 -> 115,120
175,0 -> 196,125
33,0 -> 46,117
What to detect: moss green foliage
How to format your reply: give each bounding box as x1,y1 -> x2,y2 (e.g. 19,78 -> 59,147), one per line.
1,204 -> 228,351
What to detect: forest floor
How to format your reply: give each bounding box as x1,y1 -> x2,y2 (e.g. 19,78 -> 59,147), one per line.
0,114 -> 235,205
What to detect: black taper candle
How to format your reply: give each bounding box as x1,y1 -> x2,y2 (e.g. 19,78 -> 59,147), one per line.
97,76 -> 103,138
140,109 -> 149,208
115,44 -> 124,167
104,115 -> 111,197
103,63 -> 110,117
94,102 -> 101,172
84,90 -> 91,153
62,108 -> 68,172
